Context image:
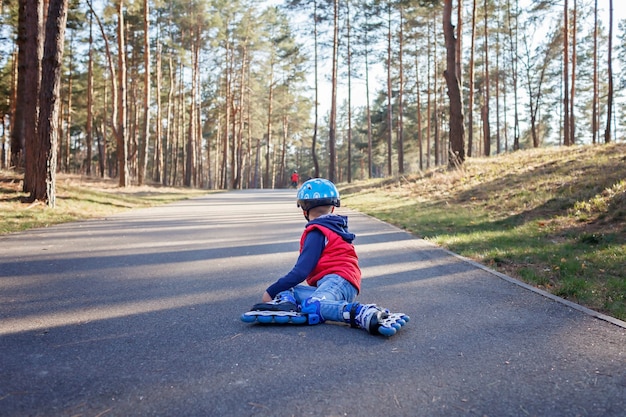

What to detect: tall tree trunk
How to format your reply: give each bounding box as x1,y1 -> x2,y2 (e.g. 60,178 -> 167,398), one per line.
117,0 -> 129,187
234,47 -> 247,190
138,0 -> 150,185
482,0 -> 491,157
185,35 -> 199,187
508,0 -> 520,151
63,36 -> 72,172
563,0 -> 570,146
86,11 -> 93,176
99,82 -> 107,177
443,0 -> 466,166
328,0 -> 339,182
397,6 -> 404,174
31,0 -> 68,206
347,0 -> 352,183
11,0 -> 28,171
468,0 -> 477,157
86,0 -> 119,180
311,0 -> 319,178
569,0 -> 577,146
415,48 -> 423,171
222,43 -> 231,188
456,0 -> 463,82
426,18 -> 432,169
154,43 -> 162,182
592,0 -> 598,144
20,0 -> 43,192
265,58 -> 274,188
385,0 -> 393,175
365,12 -> 373,179
163,51 -> 174,185
433,14 -> 440,165
604,0 -> 613,144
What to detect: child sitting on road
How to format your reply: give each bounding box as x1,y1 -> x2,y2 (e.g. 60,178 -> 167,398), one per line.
241,178 -> 409,336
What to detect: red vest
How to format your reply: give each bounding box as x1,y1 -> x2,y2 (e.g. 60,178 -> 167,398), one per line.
300,224 -> 361,293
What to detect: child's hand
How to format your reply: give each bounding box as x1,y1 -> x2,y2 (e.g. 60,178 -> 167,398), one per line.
262,291 -> 272,302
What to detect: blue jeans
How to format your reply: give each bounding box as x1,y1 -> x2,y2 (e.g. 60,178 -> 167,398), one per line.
277,274 -> 358,323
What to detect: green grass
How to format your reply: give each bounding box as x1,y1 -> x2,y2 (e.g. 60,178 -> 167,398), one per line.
341,144 -> 626,321
0,172 -> 209,235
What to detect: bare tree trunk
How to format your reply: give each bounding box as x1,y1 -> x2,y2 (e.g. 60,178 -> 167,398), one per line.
265,59 -> 274,188
117,0 -> 129,186
482,0 -> 491,157
138,0 -> 150,185
426,18 -> 432,169
415,48 -> 423,171
397,6 -> 404,174
563,0 -> 570,146
328,0 -> 339,182
508,0 -> 520,151
592,0 -> 598,144
495,5 -> 501,154
154,43 -> 162,182
365,14 -> 373,178
163,51 -> 174,185
569,0 -> 577,146
221,43 -> 231,188
311,0 -> 319,178
31,0 -> 68,206
185,35 -> 198,187
245,64 -> 252,189
86,11 -> 93,176
20,0 -> 43,192
234,47 -> 247,190
173,63 -> 184,185
443,0 -> 465,166
604,0 -> 613,144
434,51 -> 440,166
386,1 -> 393,176
11,0 -> 29,171
99,81 -> 107,177
468,0 -> 477,157
86,0 -> 120,180
347,0 -> 352,183
456,0 -> 463,82
63,36 -> 72,172
433,13 -> 440,166
280,115 -> 288,186
5,49 -> 18,169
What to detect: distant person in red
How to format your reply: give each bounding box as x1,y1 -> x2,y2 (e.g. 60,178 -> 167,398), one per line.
290,170 -> 299,188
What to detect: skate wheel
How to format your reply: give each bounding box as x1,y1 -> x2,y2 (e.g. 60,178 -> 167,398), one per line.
274,315 -> 290,324
378,326 -> 397,336
291,315 -> 307,324
241,313 -> 256,323
257,315 -> 273,324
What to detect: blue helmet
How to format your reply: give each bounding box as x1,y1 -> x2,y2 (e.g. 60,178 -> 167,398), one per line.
296,178 -> 340,211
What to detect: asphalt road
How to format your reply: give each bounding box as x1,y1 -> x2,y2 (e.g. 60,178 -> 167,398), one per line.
1,190 -> 625,417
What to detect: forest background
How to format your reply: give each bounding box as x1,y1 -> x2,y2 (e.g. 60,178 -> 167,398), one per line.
0,0 -> 625,321
1,0 -> 626,205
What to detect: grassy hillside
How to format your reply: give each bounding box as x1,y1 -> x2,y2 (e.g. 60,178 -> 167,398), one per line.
341,144 -> 626,321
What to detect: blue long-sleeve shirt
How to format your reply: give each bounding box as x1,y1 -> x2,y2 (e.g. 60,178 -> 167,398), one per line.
265,214 -> 355,298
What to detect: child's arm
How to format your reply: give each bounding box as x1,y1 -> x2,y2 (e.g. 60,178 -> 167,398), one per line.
264,230 -> 325,299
